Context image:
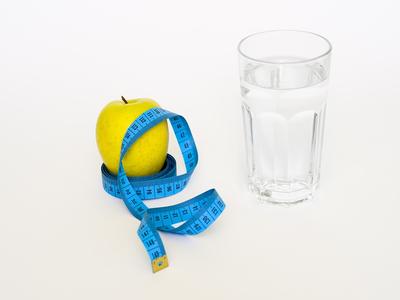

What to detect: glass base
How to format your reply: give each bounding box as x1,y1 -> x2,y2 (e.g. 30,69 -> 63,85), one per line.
248,179 -> 318,205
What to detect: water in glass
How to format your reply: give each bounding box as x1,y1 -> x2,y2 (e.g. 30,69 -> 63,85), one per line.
241,56 -> 328,203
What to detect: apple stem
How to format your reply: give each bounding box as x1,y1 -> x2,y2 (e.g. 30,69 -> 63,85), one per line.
121,96 -> 128,104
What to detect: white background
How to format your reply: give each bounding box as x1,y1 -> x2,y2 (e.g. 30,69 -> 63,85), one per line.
1,0 -> 400,299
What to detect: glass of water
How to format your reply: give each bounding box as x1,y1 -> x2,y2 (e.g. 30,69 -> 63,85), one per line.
238,30 -> 332,204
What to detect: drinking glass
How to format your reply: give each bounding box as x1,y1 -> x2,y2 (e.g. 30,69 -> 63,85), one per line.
238,30 -> 332,204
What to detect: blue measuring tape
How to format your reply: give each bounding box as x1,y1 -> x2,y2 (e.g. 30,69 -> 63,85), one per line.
101,107 -> 226,272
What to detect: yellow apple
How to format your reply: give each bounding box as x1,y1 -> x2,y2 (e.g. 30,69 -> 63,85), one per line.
96,97 -> 169,177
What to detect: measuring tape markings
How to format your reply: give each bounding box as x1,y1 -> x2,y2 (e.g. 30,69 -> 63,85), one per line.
101,107 -> 225,272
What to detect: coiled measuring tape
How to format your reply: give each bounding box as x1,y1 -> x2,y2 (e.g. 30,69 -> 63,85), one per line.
101,107 -> 226,272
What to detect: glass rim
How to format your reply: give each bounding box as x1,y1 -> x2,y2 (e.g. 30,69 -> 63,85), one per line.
237,30 -> 332,65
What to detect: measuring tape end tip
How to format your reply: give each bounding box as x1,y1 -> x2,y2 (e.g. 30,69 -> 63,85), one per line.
152,255 -> 169,273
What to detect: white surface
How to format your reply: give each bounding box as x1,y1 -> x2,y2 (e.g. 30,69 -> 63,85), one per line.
1,0 -> 400,299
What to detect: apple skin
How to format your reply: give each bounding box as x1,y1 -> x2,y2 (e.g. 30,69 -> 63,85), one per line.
96,98 -> 169,177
